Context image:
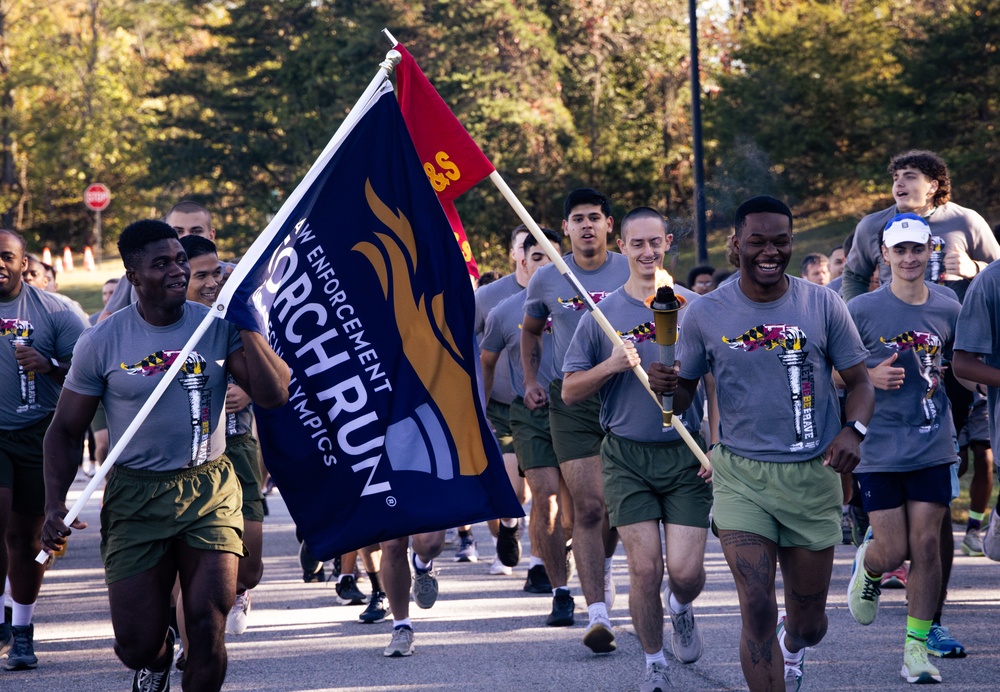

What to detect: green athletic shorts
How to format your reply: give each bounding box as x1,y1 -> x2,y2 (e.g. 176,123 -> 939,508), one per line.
486,398 -> 515,454
227,432 -> 265,522
548,379 -> 604,463
509,397 -> 558,472
0,414 -> 52,516
100,455 -> 245,584
601,432 -> 712,529
711,444 -> 842,550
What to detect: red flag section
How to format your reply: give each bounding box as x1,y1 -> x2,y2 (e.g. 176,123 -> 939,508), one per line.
394,43 -> 494,278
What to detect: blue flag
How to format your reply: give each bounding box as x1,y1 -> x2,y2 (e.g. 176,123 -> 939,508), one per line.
215,81 -> 522,559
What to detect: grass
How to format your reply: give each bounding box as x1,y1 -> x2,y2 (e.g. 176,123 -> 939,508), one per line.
55,259 -> 127,313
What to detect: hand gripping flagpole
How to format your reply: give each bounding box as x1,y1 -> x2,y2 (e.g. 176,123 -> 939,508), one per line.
37,51 -> 406,564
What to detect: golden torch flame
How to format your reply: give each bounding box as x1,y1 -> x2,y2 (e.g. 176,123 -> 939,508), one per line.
654,268 -> 673,290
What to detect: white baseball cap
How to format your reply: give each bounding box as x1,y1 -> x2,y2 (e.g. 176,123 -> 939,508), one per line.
883,212 -> 931,247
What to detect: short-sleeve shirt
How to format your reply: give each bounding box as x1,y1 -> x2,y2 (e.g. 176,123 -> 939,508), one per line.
481,290 -> 556,398
64,302 -> 242,471
848,284 -> 961,472
677,276 -> 868,462
564,286 -> 705,443
225,373 -> 254,437
524,252 -> 630,368
845,202 -> 1000,303
1,283 -> 87,428
474,273 -> 524,405
954,261 -> 1000,453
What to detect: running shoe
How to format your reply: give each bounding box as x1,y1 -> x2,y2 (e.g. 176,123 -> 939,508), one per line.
849,504 -> 870,548
848,530 -> 881,625
299,540 -> 325,583
984,509 -> 1000,561
960,528 -> 984,557
777,615 -> 804,692
488,556 -> 513,575
496,523 -> 522,567
523,564 -> 552,594
226,590 -> 251,635
668,597 -> 704,663
604,563 -> 616,611
583,614 -> 617,653
0,621 -> 11,657
901,638 -> 941,684
132,627 -> 173,691
881,563 -> 908,589
841,510 -> 853,545
411,555 -> 439,609
383,626 -> 414,658
359,591 -> 389,624
925,623 -> 966,658
335,575 -> 367,605
444,527 -> 458,547
4,623 -> 38,670
454,536 -> 479,562
546,588 -> 575,627
639,661 -> 672,691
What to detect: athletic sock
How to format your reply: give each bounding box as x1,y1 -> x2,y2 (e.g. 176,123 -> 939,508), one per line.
968,510 -> 984,532
668,591 -> 688,614
905,616 -> 932,644
11,600 -> 35,627
413,555 -> 431,571
553,586 -> 571,597
500,518 -> 518,529
528,555 -> 544,568
604,557 -> 613,572
367,570 -> 382,594
779,625 -> 803,661
644,650 -> 668,667
392,617 -> 412,630
587,602 -> 609,622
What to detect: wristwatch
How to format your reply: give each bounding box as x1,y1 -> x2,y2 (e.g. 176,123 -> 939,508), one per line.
49,357 -> 60,373
844,420 -> 867,439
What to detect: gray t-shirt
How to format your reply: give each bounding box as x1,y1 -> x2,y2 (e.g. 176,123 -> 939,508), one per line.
225,373 -> 254,437
65,301 -> 242,471
848,284 -> 961,472
954,261 -> 1000,453
843,202 -> 1000,303
1,284 -> 86,428
677,277 -> 868,462
481,290 -> 556,398
564,286 -> 704,443
474,273 -> 524,405
524,252 -> 631,371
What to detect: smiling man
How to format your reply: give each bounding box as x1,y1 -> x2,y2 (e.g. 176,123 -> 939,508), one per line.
651,196 -> 874,692
562,208 -> 712,692
41,220 -> 289,692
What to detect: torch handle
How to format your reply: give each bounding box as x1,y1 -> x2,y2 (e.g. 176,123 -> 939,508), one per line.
659,342 -> 675,425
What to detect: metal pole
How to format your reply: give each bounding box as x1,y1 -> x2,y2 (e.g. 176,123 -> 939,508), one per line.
689,0 -> 708,266
95,209 -> 102,267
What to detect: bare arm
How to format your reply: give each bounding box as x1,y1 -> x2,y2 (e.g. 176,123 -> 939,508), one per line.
562,342 -> 640,406
41,390 -> 100,553
519,314 -> 549,410
226,330 -> 291,409
480,349 -> 501,403
953,350 -> 1000,389
823,360 -> 875,473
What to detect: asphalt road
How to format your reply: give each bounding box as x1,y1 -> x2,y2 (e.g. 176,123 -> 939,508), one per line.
7,471 -> 999,691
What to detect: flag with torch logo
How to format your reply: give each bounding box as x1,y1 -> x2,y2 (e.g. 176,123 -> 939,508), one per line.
394,43 -> 495,279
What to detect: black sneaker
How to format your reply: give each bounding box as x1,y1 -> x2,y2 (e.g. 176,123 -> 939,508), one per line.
547,589 -> 575,627
524,564 -> 553,594
0,621 -> 11,657
359,592 -> 389,624
5,623 -> 38,670
497,523 -> 522,567
336,575 -> 367,605
299,541 -> 325,583
332,556 -> 342,579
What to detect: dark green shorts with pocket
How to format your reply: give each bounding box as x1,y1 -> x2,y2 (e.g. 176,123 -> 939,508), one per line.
487,398 -> 515,454
601,432 -> 712,529
548,379 -> 604,463
509,397 -> 559,471
0,414 -> 52,516
100,455 -> 245,584
227,432 -> 265,522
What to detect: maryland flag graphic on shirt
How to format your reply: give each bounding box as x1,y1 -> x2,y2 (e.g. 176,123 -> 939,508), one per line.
121,350 -> 213,465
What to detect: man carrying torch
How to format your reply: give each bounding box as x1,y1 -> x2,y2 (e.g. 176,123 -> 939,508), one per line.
562,208 -> 712,692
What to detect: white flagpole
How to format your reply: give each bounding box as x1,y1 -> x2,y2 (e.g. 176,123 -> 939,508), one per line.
37,51 -> 407,564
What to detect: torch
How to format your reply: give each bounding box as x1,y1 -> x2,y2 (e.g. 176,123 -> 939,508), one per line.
644,270 -> 687,426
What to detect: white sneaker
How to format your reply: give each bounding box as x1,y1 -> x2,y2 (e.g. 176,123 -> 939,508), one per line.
583,614 -> 616,653
604,565 -> 616,611
488,556 -> 513,575
226,590 -> 251,635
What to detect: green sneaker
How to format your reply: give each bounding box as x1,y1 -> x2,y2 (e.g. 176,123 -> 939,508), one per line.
901,638 -> 941,684
847,531 -> 881,625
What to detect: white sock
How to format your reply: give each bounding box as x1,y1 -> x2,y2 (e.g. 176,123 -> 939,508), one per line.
645,650 -> 668,667
604,557 -> 613,572
779,626 -> 802,662
11,600 -> 35,627
413,555 -> 431,571
553,586 -> 571,597
392,617 -> 412,630
587,602 -> 609,622
500,518 -> 518,528
668,592 -> 688,614
337,574 -> 350,584
528,555 -> 543,568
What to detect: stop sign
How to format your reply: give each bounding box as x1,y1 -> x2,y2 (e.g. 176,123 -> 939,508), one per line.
83,183 -> 111,211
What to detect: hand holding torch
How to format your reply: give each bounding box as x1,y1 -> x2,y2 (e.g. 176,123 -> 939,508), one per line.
645,282 -> 687,427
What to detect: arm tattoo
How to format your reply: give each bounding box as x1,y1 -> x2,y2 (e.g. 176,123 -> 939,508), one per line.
746,634 -> 775,666
735,551 -> 770,588
529,341 -> 540,370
